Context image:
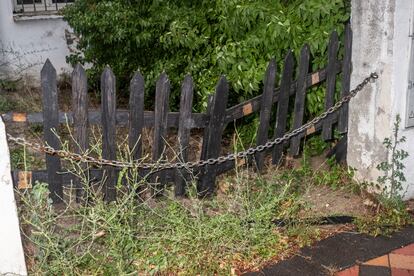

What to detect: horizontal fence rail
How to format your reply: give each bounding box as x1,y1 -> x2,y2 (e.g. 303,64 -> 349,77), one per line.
4,26 -> 354,203
2,63 -> 340,128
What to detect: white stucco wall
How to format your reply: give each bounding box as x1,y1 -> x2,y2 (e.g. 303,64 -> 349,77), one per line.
349,0 -> 414,198
0,118 -> 27,275
0,0 -> 72,82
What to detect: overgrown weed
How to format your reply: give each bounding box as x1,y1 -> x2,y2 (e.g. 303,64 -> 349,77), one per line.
355,115 -> 413,236
19,167 -> 317,275
16,117 -> 413,274
17,126 -> 319,275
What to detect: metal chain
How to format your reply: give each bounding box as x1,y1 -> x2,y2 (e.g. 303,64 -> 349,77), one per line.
6,72 -> 378,172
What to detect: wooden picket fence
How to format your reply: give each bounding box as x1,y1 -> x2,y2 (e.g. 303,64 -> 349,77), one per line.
6,25 -> 352,203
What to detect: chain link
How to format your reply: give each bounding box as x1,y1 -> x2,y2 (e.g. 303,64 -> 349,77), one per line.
6,72 -> 378,172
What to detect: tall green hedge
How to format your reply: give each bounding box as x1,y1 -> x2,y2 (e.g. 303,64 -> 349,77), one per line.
63,0 -> 350,113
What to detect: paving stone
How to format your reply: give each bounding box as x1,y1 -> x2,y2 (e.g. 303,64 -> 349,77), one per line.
389,254 -> 414,270
364,254 -> 390,267
359,265 -> 390,276
391,268 -> 414,276
336,265 -> 359,276
393,244 -> 414,256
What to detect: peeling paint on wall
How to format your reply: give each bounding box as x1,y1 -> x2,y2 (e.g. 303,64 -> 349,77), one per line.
349,0 -> 414,199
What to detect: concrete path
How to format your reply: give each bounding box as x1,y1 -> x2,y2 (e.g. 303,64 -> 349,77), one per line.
0,118 -> 27,275
244,227 -> 414,276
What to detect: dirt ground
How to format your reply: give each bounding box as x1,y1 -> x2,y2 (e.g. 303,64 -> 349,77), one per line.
303,185 -> 370,217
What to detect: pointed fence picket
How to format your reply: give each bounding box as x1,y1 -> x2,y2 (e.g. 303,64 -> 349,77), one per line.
322,31 -> 339,141
101,67 -> 117,202
175,75 -> 194,197
72,64 -> 89,201
272,50 -> 294,165
8,27 -> 354,203
255,59 -> 277,171
41,59 -> 63,203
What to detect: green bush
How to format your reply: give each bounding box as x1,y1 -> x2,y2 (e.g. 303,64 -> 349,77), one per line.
63,0 -> 350,112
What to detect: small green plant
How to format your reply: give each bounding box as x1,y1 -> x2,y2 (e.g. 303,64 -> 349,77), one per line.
10,147 -> 44,170
0,79 -> 19,91
376,115 -> 409,199
356,115 -> 412,236
0,94 -> 16,113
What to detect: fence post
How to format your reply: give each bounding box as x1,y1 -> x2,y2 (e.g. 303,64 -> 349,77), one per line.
272,51 -> 294,165
101,67 -> 117,202
41,59 -> 63,203
72,64 -> 89,202
175,75 -> 194,197
152,73 -> 170,194
338,24 -> 353,134
322,31 -> 339,141
198,76 -> 228,196
255,59 -> 277,171
290,45 -> 310,157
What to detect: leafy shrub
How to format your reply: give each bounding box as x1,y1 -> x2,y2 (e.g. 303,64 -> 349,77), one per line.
63,0 -> 350,112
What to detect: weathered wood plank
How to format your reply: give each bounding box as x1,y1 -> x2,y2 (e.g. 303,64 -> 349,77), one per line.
2,110 -> 207,128
151,73 -> 170,194
338,24 -> 352,134
198,76 -> 229,196
41,59 -> 63,203
129,71 -> 145,161
101,67 -> 117,202
322,31 -> 339,141
72,64 -> 89,201
175,75 -> 194,197
272,51 -> 294,165
290,45 -> 310,157
255,59 -> 277,171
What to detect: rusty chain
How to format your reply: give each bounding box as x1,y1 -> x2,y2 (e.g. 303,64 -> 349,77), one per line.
6,72 -> 378,172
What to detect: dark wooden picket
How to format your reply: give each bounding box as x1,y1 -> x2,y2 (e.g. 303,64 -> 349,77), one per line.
175,75 -> 194,197
9,28 -> 355,203
41,59 -> 63,203
255,59 -> 277,171
129,71 -> 145,161
101,67 -> 117,202
200,94 -> 214,161
338,24 -> 353,134
272,51 -> 294,165
152,73 -> 170,194
72,64 -> 89,201
290,45 -> 310,157
322,31 -> 339,141
198,76 -> 229,196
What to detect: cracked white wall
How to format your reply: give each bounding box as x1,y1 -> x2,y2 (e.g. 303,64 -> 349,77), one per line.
0,0 -> 72,82
349,0 -> 414,198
